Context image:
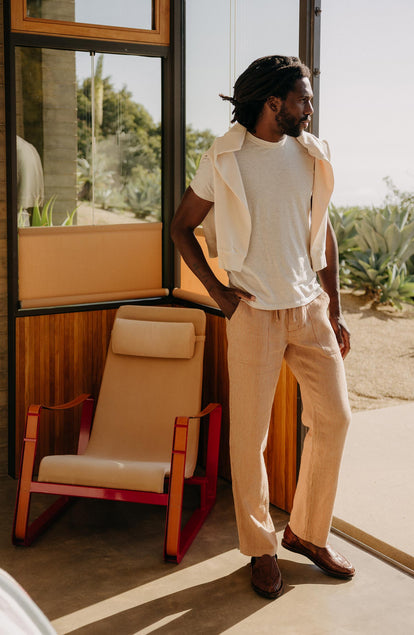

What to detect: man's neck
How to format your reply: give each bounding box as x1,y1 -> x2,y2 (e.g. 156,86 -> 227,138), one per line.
252,120 -> 284,143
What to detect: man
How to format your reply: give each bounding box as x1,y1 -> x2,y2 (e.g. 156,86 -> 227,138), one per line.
171,55 -> 354,599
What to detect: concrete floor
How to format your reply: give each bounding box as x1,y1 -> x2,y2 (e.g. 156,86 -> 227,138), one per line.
334,403 -> 414,569
1,476 -> 413,634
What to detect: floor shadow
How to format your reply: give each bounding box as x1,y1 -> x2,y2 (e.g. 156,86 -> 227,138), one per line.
2,476 -> 283,622
68,565 -> 293,635
277,557 -> 352,587
67,558 -> 351,634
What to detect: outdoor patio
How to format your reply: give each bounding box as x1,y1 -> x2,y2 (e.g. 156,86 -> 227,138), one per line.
1,469 -> 412,634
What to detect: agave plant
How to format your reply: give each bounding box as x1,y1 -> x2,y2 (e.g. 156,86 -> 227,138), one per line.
125,166 -> 161,221
329,205 -> 361,286
337,203 -> 414,306
329,205 -> 360,259
18,195 -> 78,227
345,252 -> 390,296
354,205 -> 414,265
377,264 -> 414,308
31,195 -> 57,226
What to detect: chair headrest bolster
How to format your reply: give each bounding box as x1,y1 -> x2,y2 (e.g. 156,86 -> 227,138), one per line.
111,318 -> 197,359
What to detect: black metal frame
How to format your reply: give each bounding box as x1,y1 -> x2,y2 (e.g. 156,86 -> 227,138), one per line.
299,0 -> 322,137
298,0 -> 323,465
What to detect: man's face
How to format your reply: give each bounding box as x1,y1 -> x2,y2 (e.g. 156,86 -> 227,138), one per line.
275,77 -> 314,137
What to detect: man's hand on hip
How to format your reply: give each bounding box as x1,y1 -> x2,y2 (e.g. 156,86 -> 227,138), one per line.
209,282 -> 255,320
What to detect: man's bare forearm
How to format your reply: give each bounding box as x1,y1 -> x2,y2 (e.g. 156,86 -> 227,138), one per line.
318,218 -> 351,357
171,187 -> 254,319
170,187 -> 223,298
318,219 -> 341,316
172,226 -> 223,298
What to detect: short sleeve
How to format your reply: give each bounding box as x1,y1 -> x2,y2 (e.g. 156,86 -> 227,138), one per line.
321,139 -> 331,161
190,153 -> 215,202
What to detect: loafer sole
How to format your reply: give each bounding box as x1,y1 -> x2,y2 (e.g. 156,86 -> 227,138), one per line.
281,539 -> 355,580
251,579 -> 284,600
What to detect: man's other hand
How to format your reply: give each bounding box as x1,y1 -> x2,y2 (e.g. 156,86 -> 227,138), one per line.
329,313 -> 351,359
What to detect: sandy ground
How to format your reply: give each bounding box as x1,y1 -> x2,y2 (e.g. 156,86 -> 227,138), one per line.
77,203 -> 141,225
341,291 -> 414,411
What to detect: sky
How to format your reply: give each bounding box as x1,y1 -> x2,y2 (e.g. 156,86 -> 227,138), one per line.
74,0 -> 414,208
319,0 -> 414,206
75,0 -> 152,30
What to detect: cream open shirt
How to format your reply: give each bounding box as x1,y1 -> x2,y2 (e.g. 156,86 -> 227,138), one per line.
193,123 -> 334,277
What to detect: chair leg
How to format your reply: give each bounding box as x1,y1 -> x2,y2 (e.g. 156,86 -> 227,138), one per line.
12,406 -> 72,545
164,417 -> 188,562
13,481 -> 32,545
164,405 -> 223,563
12,407 -> 42,545
174,405 -> 222,561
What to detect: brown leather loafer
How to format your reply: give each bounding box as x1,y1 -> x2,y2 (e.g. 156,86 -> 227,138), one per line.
251,554 -> 284,599
282,525 -> 355,579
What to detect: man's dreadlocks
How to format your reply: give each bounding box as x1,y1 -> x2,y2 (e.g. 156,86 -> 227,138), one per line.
220,55 -> 310,132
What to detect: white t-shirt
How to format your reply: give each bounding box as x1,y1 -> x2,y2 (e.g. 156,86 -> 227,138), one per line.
191,132 -> 322,310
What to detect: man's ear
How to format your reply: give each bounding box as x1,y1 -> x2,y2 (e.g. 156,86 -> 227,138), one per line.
266,96 -> 282,114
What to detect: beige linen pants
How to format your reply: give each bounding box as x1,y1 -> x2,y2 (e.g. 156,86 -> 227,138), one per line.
226,292 -> 351,556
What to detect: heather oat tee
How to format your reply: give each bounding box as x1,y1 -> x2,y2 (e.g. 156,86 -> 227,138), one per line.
191,131 -> 322,310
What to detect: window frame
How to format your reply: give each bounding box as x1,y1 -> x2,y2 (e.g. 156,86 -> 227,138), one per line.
11,0 -> 170,45
6,32 -> 174,318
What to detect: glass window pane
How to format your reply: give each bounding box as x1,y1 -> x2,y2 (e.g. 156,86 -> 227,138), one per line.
26,0 -> 153,31
16,47 -> 161,227
183,0 -> 300,299
319,0 -> 414,559
185,0 -> 300,184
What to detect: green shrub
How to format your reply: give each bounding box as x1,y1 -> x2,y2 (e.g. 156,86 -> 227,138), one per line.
353,205 -> 414,263
329,205 -> 360,260
378,264 -> 414,308
330,203 -> 414,307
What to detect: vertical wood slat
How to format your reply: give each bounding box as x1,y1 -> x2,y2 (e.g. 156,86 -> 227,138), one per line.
202,313 -> 298,513
15,309 -> 117,475
202,313 -> 231,480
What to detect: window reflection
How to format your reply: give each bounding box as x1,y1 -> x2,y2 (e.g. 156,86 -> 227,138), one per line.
26,0 -> 153,30
16,47 -> 161,226
185,0 -> 300,185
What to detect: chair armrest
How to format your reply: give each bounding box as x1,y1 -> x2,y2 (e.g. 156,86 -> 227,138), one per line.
189,403 -> 221,420
181,403 -> 222,500
165,403 -> 222,561
41,393 -> 91,412
34,393 -> 94,455
24,394 -> 92,443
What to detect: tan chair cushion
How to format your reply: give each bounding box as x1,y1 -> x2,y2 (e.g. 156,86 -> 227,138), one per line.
38,306 -> 207,493
38,454 -> 171,494
111,318 -> 196,359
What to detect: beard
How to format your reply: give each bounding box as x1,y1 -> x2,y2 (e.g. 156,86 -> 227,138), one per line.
275,104 -> 305,138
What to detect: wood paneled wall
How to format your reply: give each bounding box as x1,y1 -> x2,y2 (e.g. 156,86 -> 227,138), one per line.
0,2 -> 9,476
14,307 -> 298,511
15,309 -> 117,472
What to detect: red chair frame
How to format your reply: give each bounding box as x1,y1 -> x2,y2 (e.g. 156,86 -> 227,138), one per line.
13,396 -> 222,564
